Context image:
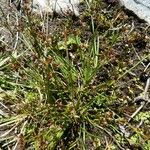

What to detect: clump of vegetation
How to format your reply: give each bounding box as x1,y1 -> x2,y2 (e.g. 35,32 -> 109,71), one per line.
0,0 -> 150,149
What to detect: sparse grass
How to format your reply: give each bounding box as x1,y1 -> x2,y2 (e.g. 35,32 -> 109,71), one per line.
0,0 -> 150,149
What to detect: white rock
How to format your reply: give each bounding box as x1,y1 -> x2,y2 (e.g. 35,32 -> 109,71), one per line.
32,0 -> 80,16
119,0 -> 150,24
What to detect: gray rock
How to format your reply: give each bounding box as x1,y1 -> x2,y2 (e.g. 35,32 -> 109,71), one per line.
119,0 -> 150,24
32,0 -> 80,16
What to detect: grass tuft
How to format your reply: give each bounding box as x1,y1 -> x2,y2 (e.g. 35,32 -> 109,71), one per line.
0,0 -> 150,149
